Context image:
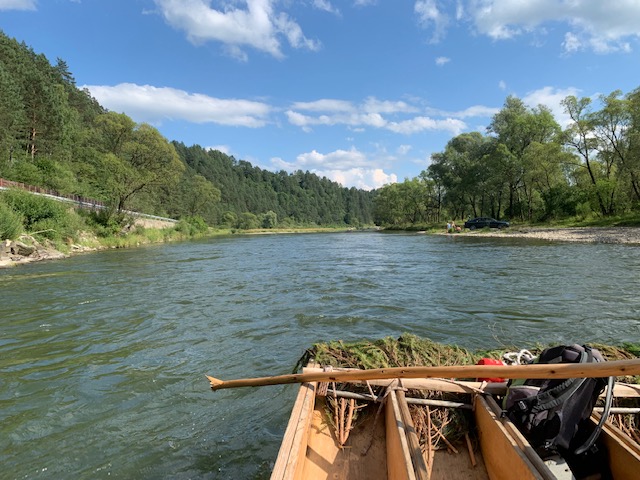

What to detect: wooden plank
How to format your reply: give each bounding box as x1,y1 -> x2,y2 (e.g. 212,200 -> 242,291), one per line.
324,388 -> 472,409
482,396 -> 557,480
311,375 -> 508,395
302,372 -> 640,398
300,401 -> 341,479
428,449 -> 489,480
396,390 -> 430,480
207,358 -> 640,390
271,382 -> 316,480
301,398 -> 388,479
474,395 -> 546,480
386,390 -> 416,480
591,414 -> 640,480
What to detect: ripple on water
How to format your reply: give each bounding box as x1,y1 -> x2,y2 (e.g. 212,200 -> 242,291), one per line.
2,232 -> 639,479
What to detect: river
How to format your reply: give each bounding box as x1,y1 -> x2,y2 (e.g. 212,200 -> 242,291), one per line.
1,232 -> 639,479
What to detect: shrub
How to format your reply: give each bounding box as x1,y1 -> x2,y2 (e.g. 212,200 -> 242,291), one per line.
0,202 -> 23,240
84,209 -> 125,237
236,212 -> 259,230
1,189 -> 66,230
175,216 -> 209,236
221,211 -> 237,227
185,215 -> 209,233
261,210 -> 278,228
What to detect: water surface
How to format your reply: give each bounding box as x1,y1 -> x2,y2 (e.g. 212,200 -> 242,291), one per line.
1,232 -> 639,478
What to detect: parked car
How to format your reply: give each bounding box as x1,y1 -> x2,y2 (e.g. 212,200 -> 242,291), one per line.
464,217 -> 510,229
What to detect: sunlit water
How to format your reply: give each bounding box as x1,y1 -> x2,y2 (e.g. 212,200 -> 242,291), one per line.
1,232 -> 639,479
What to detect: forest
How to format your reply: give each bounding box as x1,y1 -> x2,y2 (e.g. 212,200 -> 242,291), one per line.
3,28 -> 640,238
0,30 -> 375,236
374,90 -> 640,228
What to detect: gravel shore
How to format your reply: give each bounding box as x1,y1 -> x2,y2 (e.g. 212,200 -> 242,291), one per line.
452,226 -> 640,245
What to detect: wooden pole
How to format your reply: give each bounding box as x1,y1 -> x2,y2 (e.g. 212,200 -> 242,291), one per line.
206,358 -> 640,391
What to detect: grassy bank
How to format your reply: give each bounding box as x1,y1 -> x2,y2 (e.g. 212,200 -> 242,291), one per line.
382,211 -> 640,234
0,189 -> 378,265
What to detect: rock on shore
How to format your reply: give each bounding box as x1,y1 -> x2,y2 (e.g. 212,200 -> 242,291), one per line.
0,235 -> 67,268
453,226 -> 640,245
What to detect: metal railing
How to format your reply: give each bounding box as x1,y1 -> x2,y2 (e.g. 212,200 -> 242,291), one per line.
0,177 -> 177,223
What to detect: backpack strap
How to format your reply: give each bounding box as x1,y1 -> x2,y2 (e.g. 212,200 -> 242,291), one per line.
531,349 -> 590,413
509,349 -> 588,415
574,374 -> 615,455
530,377 -> 588,414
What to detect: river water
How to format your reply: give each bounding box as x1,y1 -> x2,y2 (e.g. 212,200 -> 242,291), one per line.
1,232 -> 639,479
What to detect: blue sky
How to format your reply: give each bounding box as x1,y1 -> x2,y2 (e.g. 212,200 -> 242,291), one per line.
2,1 -> 640,190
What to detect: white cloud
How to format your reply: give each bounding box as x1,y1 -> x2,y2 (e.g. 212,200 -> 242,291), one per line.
423,103 -> 500,119
415,0 -> 449,43
330,168 -> 397,190
296,147 -> 370,170
435,56 -> 451,66
466,0 -> 640,53
271,147 -> 397,190
522,85 -> 581,128
562,32 -> 581,52
284,110 -> 386,129
452,105 -> 500,118
0,0 -> 35,10
362,97 -> 418,114
84,83 -> 272,127
397,144 -> 412,155
291,99 -> 355,112
287,96 -> 467,135
207,145 -> 231,154
387,116 -> 466,135
312,0 -> 340,15
154,0 -> 320,60
498,80 -> 507,90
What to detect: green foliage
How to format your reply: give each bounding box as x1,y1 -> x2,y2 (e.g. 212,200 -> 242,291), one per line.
260,210 -> 277,228
6,161 -> 42,186
172,143 -> 376,227
221,211 -> 238,227
236,212 -> 259,230
0,32 -> 376,232
374,178 -> 437,226
377,87 -> 640,227
0,200 -> 23,240
0,188 -> 91,243
82,209 -> 125,237
1,189 -> 66,230
307,334 -> 477,370
541,184 -> 581,219
622,343 -> 640,357
175,216 -> 208,235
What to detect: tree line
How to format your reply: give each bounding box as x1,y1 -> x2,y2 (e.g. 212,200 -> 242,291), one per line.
0,30 -> 375,231
374,91 -> 640,227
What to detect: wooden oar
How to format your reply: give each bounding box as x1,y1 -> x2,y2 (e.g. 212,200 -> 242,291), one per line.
206,358 -> 640,391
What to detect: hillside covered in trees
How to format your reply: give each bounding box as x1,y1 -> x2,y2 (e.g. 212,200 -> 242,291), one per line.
5,28 -> 640,237
0,30 -> 375,232
374,92 -> 640,228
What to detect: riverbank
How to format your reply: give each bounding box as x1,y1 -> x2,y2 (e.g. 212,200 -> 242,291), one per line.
0,225 -> 371,268
4,225 -> 639,269
445,226 -> 640,245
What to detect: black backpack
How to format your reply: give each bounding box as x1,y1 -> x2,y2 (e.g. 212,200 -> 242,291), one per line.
503,344 -> 615,459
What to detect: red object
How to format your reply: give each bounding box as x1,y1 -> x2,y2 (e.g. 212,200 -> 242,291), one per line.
475,358 -> 505,383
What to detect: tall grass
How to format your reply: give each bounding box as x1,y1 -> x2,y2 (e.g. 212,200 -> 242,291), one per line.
0,200 -> 23,240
